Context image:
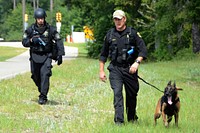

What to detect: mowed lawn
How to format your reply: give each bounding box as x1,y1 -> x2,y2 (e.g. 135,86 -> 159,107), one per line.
0,46 -> 27,61
0,44 -> 199,132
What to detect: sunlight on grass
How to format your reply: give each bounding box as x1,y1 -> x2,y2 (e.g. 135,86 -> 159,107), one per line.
0,46 -> 27,61
0,43 -> 200,132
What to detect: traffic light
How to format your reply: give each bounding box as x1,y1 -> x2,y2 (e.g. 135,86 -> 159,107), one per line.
56,12 -> 62,22
25,14 -> 28,22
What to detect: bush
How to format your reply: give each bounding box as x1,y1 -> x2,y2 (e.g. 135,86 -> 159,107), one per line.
173,47 -> 197,60
86,41 -> 102,59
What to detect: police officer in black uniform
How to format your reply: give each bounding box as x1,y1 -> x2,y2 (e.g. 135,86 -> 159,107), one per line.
22,8 -> 65,105
99,10 -> 147,125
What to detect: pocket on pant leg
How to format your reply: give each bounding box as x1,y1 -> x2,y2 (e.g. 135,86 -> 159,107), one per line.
107,63 -> 114,71
47,65 -> 52,77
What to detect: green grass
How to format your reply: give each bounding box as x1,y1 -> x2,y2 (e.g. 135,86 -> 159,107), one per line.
0,43 -> 200,132
0,46 -> 27,61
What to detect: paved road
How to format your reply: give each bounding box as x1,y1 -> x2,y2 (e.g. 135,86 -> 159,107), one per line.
0,42 -> 78,81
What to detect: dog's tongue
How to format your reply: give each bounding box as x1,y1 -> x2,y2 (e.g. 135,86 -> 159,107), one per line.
168,96 -> 173,105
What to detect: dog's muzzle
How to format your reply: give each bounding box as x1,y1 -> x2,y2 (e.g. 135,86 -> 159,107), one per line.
167,96 -> 173,105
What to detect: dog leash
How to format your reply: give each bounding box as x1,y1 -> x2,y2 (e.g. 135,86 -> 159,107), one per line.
137,75 -> 164,93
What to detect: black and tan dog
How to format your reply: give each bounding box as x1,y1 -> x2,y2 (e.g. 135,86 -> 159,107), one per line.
154,81 -> 183,127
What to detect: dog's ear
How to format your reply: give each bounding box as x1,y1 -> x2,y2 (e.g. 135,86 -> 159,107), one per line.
173,81 -> 183,91
173,81 -> 176,88
167,81 -> 172,85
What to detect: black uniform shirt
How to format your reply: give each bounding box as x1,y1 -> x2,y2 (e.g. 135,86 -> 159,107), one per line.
100,26 -> 147,63
22,22 -> 65,61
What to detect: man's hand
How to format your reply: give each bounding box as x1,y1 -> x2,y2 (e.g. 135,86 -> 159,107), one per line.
99,71 -> 107,82
31,36 -> 40,45
57,55 -> 62,65
129,58 -> 142,74
99,61 -> 106,82
129,62 -> 139,74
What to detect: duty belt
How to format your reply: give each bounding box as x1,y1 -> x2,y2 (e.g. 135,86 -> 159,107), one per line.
112,62 -> 130,68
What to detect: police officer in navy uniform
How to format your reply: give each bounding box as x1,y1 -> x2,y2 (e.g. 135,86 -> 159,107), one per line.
99,10 -> 147,125
22,8 -> 65,105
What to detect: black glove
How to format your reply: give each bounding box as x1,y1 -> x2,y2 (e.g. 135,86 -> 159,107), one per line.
57,55 -> 62,65
32,36 -> 40,45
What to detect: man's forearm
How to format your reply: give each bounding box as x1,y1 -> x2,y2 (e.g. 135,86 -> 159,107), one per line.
99,61 -> 105,72
135,56 -> 143,64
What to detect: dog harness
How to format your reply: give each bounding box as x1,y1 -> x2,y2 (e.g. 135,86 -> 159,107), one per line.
160,96 -> 180,116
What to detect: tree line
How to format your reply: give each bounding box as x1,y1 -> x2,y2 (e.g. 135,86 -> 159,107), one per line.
0,0 -> 199,61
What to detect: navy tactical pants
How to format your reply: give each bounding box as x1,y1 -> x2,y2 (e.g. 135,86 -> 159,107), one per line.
30,57 -> 52,100
108,63 -> 139,123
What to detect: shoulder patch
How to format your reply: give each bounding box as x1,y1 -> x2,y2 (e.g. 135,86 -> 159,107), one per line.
104,35 -> 106,41
137,32 -> 142,38
55,33 -> 61,40
112,38 -> 116,42
43,31 -> 49,37
23,33 -> 27,39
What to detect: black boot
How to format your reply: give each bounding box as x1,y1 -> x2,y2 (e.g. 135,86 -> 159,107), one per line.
38,95 -> 47,105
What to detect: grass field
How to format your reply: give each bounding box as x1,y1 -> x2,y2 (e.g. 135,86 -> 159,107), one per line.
0,43 -> 200,132
0,46 -> 27,61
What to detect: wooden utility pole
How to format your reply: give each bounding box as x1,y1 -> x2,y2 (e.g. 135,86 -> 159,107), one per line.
50,0 -> 53,24
22,0 -> 25,32
33,0 -> 36,11
36,0 -> 39,8
13,0 -> 16,9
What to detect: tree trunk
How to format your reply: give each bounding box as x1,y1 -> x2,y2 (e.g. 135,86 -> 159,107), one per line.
192,22 -> 200,53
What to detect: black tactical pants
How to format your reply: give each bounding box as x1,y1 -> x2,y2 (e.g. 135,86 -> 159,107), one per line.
30,57 -> 52,100
108,63 -> 139,123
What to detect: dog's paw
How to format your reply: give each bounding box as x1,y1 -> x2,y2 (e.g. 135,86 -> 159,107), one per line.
164,122 -> 169,127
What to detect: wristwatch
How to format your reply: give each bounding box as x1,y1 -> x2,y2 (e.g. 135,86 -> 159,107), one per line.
135,59 -> 141,64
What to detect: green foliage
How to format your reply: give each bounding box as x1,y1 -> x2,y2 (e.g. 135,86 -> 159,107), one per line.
0,0 -> 13,24
152,0 -> 196,60
186,0 -> 200,22
1,3 -> 23,40
173,47 -> 197,61
59,6 -> 85,38
86,42 -> 102,59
